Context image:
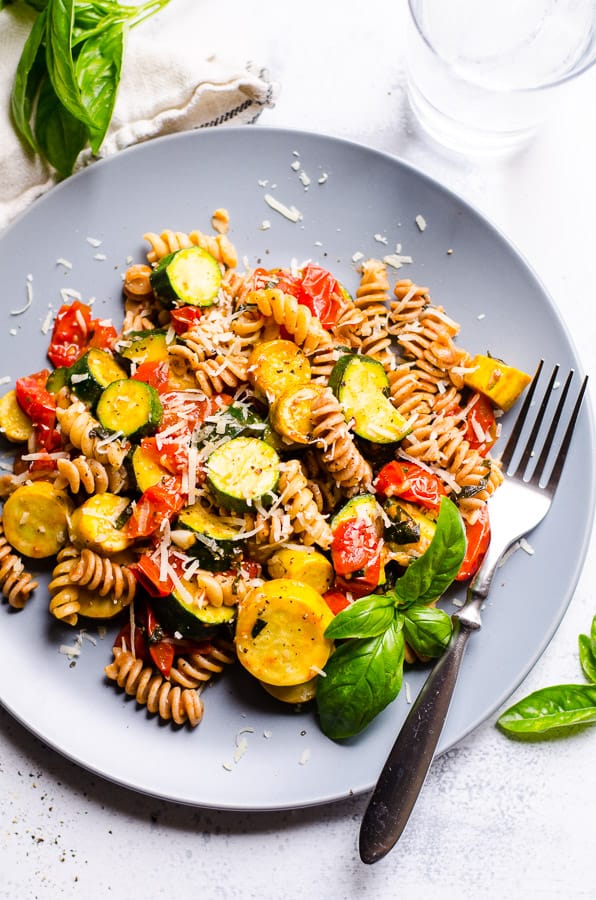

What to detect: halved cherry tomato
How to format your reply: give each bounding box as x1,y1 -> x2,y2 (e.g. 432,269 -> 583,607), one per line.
333,573 -> 380,599
88,319 -> 118,352
126,476 -> 185,539
47,301 -> 92,367
15,370 -> 61,452
169,306 -> 203,334
114,620 -> 149,662
299,263 -> 343,328
250,267 -> 303,298
323,589 -> 351,615
331,517 -> 380,576
375,460 -> 447,512
131,360 -> 170,394
144,604 -> 175,677
464,393 -> 498,456
456,504 -> 491,581
130,555 -> 174,598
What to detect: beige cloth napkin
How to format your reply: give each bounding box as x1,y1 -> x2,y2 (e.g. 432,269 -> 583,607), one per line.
0,4 -> 277,230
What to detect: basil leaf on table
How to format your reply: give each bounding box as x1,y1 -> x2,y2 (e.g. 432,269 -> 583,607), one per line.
497,684 -> 596,735
325,593 -> 396,640
317,616 -> 406,740
578,615 -> 596,684
34,71 -> 88,177
391,496 -> 466,607
75,22 -> 123,153
10,8 -> 48,152
402,604 -> 453,658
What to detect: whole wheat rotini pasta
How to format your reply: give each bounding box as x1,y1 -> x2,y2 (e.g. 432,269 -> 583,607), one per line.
0,211 -> 529,739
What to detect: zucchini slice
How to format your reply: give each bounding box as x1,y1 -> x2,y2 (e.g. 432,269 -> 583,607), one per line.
96,379 -> 163,439
269,383 -> 325,445
384,499 -> 437,566
235,579 -> 334,687
175,501 -> 242,571
247,339 -> 311,401
153,581 -> 236,639
331,493 -> 385,534
0,390 -> 33,443
266,547 -> 334,595
206,436 -> 280,512
150,247 -> 222,309
2,482 -> 72,558
463,354 -> 532,411
118,329 -> 169,366
328,353 -> 411,444
130,444 -> 170,493
46,366 -> 70,395
69,493 -> 133,554
68,348 -> 128,408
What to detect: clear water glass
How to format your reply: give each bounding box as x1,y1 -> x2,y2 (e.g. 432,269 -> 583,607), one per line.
405,0 -> 596,153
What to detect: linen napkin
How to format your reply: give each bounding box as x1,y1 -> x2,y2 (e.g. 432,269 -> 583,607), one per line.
0,3 -> 277,230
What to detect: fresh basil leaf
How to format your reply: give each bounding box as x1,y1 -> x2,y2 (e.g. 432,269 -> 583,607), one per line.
10,8 -> 47,152
393,497 -> 466,607
497,684 -> 596,735
403,604 -> 453,658
34,72 -> 88,177
317,616 -> 405,740
75,22 -> 123,153
45,0 -> 95,127
579,633 -> 596,684
324,593 -> 396,640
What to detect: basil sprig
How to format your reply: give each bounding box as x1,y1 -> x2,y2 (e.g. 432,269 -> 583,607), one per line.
498,614 -> 596,736
5,0 -> 170,177
316,497 -> 466,740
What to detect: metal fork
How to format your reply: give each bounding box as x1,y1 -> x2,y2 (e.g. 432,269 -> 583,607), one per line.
359,361 -> 589,865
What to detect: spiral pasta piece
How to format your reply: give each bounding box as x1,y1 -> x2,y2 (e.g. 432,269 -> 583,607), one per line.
169,639 -> 236,689
69,549 -> 136,604
105,647 -> 204,727
310,388 -> 373,495
56,400 -> 129,467
143,228 -> 237,269
249,288 -> 332,355
55,456 -> 129,495
193,355 -> 248,397
48,546 -> 81,625
353,259 -> 393,368
0,522 -> 38,609
277,459 -> 333,550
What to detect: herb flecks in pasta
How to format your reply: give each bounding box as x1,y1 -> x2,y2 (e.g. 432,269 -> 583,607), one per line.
0,213 -> 532,735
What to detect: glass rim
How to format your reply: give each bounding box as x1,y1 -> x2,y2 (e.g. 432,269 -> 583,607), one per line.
407,0 -> 596,92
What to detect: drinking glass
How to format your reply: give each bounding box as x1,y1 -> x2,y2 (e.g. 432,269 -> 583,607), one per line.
405,0 -> 596,153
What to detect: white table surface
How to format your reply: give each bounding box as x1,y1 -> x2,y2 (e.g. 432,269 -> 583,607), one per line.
2,1 -> 596,897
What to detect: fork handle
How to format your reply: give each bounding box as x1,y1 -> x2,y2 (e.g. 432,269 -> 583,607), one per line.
359,618 -> 473,865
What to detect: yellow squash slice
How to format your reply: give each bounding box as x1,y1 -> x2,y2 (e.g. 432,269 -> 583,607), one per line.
2,482 -> 73,558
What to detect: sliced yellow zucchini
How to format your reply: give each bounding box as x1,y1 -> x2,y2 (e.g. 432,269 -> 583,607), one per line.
247,339 -> 311,401
77,587 -> 131,620
235,579 -> 334,686
118,329 -> 169,365
266,546 -> 334,595
0,390 -> 33,443
269,383 -> 325,445
259,676 -> 319,704
463,355 -> 532,411
2,482 -> 73,558
130,444 -> 170,493
69,493 -> 133,554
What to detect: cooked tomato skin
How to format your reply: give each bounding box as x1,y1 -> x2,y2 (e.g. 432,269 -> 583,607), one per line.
455,505 -> 491,581
375,460 -> 447,511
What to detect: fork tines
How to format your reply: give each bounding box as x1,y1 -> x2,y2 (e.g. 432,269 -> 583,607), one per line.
499,360 -> 588,491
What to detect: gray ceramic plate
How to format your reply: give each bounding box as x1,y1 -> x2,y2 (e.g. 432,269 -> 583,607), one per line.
0,127 -> 593,810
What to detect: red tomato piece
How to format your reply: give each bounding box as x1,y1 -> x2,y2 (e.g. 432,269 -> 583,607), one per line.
375,460 -> 447,512
169,306 -> 203,334
131,555 -> 174,598
47,301 -> 93,367
132,361 -> 170,394
15,370 -> 61,452
464,393 -> 498,456
455,504 -> 491,581
331,517 -> 380,576
299,263 -> 343,328
126,477 -> 185,539
323,589 -> 351,615
88,319 -> 118,352
251,267 -> 303,298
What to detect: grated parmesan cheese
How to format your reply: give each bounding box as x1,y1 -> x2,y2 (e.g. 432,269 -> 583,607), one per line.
263,193 -> 302,223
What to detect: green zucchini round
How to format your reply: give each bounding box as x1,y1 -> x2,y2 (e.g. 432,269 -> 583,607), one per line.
96,378 -> 163,439
150,247 -> 222,309
206,436 -> 280,512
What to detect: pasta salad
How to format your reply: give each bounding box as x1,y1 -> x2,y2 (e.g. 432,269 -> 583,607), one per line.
0,214 -> 531,738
